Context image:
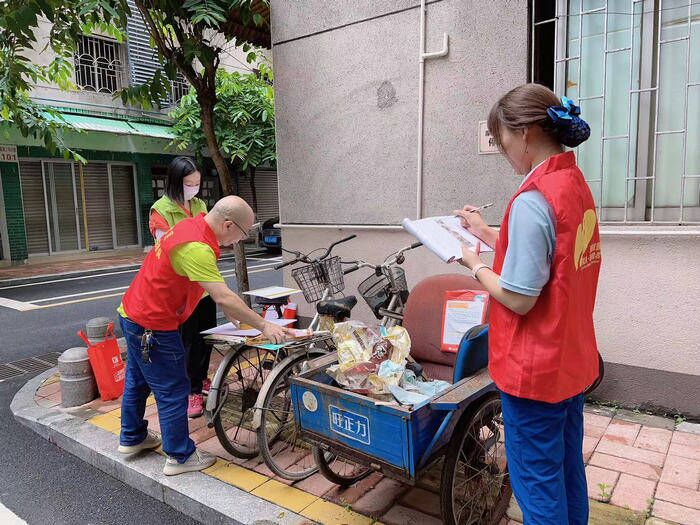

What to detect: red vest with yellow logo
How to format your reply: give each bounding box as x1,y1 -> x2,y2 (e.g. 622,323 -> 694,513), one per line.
489,151 -> 601,403
122,214 -> 220,330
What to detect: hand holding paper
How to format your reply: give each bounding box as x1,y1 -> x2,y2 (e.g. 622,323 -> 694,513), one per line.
402,216 -> 492,263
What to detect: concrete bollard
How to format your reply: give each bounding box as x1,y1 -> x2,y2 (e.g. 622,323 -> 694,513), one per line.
58,347 -> 97,408
86,317 -> 111,345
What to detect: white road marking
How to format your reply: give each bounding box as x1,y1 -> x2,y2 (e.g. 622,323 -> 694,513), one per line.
0,297 -> 38,311
0,502 -> 26,524
17,264 -> 280,310
0,256 -> 274,290
13,261 -> 282,306
0,268 -> 140,290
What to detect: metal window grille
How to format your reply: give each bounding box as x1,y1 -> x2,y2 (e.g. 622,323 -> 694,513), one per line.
171,73 -> 190,104
532,0 -> 699,224
74,35 -> 126,94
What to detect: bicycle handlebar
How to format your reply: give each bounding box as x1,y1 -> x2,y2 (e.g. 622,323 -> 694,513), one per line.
273,259 -> 297,270
317,234 -> 356,261
342,263 -> 360,275
275,235 -> 358,270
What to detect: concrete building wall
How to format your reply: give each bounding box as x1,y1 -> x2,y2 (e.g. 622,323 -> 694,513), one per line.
271,0 -> 700,416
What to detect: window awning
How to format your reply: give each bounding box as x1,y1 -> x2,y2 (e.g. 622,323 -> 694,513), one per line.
43,112 -> 174,139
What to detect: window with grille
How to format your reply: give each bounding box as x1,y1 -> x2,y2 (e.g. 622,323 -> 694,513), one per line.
171,73 -> 190,104
74,35 -> 126,94
531,0 -> 699,224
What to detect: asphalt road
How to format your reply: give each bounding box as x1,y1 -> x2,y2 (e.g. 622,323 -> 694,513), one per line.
0,253 -> 283,363
0,252 -> 282,524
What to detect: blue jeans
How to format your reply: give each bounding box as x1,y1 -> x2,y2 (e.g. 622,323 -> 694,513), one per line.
119,317 -> 195,463
500,391 -> 588,525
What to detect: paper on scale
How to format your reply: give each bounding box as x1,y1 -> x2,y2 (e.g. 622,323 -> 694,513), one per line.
243,286 -> 302,299
402,215 -> 492,263
200,318 -> 295,336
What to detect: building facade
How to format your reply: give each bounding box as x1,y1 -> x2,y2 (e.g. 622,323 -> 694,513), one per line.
270,0 -> 700,415
0,1 -> 275,262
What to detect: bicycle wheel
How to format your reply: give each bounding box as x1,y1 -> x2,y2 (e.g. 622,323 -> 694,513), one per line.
441,394 -> 511,525
312,447 -> 372,487
213,346 -> 278,459
257,350 -> 326,480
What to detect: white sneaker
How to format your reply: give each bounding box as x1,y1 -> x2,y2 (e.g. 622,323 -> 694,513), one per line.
117,431 -> 161,454
162,449 -> 216,476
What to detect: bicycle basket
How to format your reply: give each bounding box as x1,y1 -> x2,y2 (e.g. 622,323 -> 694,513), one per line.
291,256 -> 345,303
358,267 -> 408,319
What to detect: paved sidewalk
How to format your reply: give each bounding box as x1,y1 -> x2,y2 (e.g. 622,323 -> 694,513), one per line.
0,249 -> 146,283
13,355 -> 700,525
0,246 -> 255,286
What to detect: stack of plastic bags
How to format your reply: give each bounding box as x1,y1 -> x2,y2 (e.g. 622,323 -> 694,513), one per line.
326,321 -> 450,406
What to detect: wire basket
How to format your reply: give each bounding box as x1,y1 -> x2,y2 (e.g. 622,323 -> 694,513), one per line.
291,256 -> 345,303
358,267 -> 408,319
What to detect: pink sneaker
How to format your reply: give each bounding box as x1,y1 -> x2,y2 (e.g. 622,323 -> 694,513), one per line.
202,378 -> 211,396
188,394 -> 204,419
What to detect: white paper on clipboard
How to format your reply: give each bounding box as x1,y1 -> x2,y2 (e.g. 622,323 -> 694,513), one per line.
441,290 -> 489,352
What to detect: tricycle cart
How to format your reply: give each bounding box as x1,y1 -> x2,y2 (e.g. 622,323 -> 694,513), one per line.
290,324 -> 512,525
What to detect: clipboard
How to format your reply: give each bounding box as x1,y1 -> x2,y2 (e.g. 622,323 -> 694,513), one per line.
440,289 -> 490,353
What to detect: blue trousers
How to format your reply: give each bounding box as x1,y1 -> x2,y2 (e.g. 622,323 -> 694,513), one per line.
500,391 -> 588,525
119,317 -> 195,463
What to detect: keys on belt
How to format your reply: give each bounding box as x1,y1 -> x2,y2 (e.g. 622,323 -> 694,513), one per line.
141,330 -> 154,363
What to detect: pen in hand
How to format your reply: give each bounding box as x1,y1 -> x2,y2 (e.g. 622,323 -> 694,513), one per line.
453,202 -> 494,217
467,202 -> 494,214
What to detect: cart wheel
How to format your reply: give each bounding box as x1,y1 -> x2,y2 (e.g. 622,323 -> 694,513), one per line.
583,351 -> 605,397
312,447 -> 372,487
213,346 -> 277,459
257,350 -> 327,481
441,394 -> 511,525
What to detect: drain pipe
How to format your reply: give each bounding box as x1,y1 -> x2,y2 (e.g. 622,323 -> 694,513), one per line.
416,0 -> 449,219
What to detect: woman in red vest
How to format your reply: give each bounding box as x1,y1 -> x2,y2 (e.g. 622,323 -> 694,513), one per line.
456,83 -> 601,525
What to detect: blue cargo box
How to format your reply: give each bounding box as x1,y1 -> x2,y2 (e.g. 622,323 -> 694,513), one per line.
290,355 -> 457,481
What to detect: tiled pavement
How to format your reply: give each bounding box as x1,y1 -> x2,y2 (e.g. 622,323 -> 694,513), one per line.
34,358 -> 700,525
0,250 -> 146,281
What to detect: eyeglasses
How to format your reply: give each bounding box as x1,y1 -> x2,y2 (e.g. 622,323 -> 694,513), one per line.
228,218 -> 250,238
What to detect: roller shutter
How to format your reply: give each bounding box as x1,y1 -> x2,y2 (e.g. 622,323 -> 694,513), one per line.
110,165 -> 138,246
238,169 -> 279,221
19,160 -> 50,255
82,163 -> 114,250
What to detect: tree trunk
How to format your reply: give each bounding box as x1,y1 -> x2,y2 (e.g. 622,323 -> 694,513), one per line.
249,166 -> 258,215
199,94 -> 251,305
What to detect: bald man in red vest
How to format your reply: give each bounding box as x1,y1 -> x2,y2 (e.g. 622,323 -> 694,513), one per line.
116,196 -> 293,476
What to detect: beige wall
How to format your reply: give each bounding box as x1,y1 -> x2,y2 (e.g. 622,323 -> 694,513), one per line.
271,0 -> 700,415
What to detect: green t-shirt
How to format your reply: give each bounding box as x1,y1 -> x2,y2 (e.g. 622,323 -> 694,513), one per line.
118,241 -> 223,319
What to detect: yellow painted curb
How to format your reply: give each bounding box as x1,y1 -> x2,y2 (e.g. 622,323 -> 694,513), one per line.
252,479 -> 318,513
89,413 -> 121,433
301,499 -> 375,525
206,461 -> 269,492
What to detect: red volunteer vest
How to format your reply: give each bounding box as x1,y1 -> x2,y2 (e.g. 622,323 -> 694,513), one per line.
122,214 -> 220,331
489,151 -> 601,403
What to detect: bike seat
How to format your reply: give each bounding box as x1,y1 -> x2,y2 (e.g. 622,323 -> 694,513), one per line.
316,296 -> 358,319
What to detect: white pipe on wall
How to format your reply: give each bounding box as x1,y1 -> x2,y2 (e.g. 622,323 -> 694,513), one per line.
416,0 -> 449,219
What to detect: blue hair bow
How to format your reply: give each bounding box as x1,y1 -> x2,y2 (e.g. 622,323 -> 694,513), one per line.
547,96 -> 581,124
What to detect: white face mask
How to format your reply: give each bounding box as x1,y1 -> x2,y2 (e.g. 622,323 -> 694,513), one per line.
183,184 -> 199,201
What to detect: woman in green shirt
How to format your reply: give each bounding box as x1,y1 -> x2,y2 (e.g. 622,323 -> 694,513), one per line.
149,156 -> 215,418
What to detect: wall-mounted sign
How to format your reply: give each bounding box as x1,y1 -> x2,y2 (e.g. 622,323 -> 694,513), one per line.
478,121 -> 499,155
0,145 -> 18,163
